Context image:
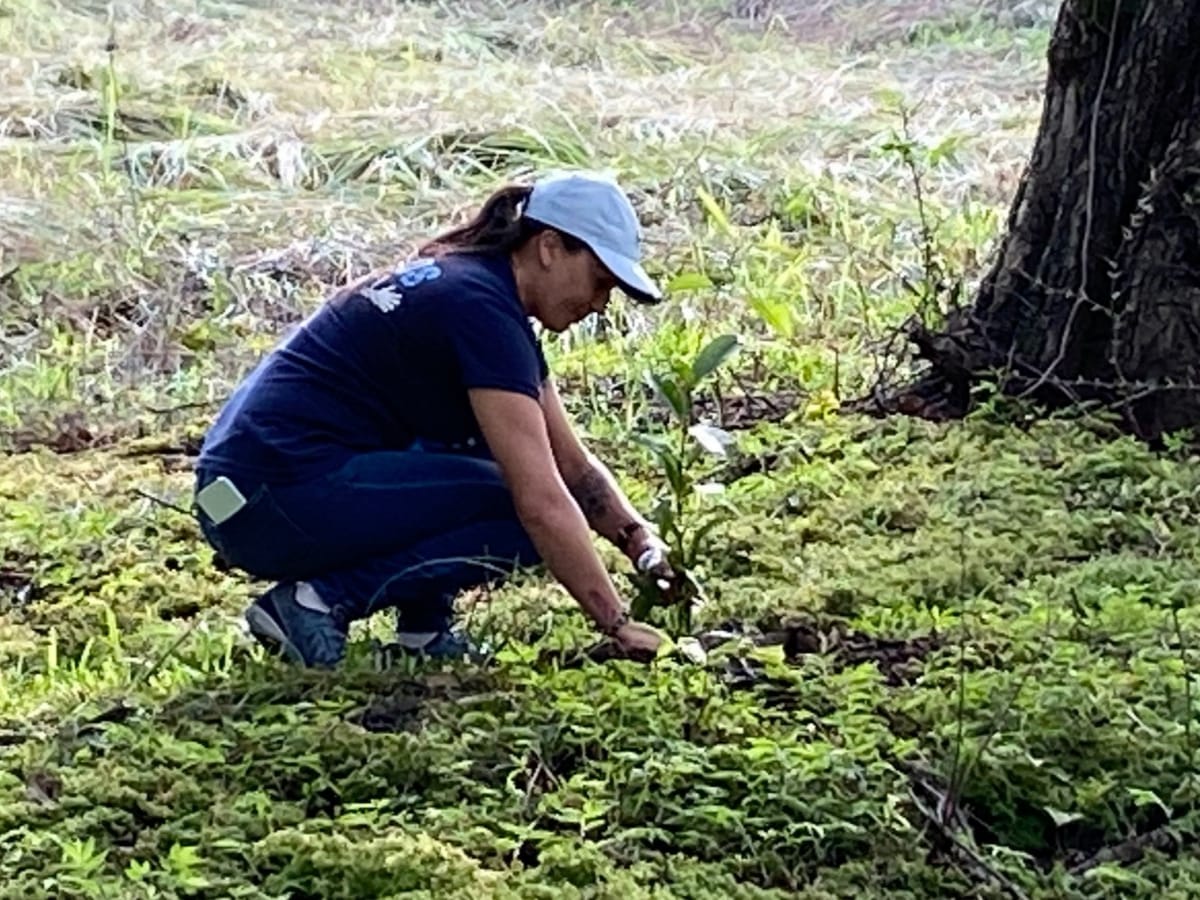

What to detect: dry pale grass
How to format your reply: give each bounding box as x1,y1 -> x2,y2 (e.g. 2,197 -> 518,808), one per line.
0,0 -> 1050,439
760,0 -> 1056,44
1,0 -> 1045,205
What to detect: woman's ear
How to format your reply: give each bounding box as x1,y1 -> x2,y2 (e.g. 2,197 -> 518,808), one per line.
535,231 -> 560,269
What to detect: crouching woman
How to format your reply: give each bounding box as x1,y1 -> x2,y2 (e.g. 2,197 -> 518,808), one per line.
193,171 -> 672,667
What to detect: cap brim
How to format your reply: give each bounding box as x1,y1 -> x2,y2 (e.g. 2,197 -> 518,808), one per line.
592,245 -> 662,305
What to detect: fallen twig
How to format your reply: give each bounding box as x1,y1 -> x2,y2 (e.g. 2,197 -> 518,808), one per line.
144,398 -> 226,415
131,487 -> 193,517
903,758 -> 1032,900
1067,824 -> 1186,876
912,793 -> 1031,899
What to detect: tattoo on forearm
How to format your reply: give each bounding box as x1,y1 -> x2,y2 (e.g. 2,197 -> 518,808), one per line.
568,467 -> 611,522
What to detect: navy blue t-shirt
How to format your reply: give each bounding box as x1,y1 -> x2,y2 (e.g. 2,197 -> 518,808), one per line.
197,252 -> 548,485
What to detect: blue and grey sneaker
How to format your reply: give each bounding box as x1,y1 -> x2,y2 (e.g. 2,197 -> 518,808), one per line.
394,628 -> 484,661
245,582 -> 348,668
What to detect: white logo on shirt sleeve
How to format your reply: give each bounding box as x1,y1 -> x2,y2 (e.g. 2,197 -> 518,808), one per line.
361,285 -> 403,313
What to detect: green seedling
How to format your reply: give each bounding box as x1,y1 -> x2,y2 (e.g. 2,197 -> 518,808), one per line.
631,334 -> 740,636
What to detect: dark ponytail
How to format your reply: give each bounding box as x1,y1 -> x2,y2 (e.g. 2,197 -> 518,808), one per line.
418,183 -> 586,257
418,184 -> 531,257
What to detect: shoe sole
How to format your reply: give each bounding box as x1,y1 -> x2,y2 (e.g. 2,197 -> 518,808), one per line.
245,604 -> 304,664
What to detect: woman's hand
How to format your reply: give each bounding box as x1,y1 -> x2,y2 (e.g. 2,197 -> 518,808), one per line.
625,527 -> 673,573
629,531 -> 679,598
612,619 -> 665,662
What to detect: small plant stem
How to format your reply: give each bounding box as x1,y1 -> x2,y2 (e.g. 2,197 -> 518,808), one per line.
1172,606 -> 1195,768
897,105 -> 939,309
946,526 -> 969,823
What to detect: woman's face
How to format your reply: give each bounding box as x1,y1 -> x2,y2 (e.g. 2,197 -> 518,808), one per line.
527,232 -> 618,332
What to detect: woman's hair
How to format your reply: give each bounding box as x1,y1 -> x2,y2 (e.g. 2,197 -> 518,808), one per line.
418,183 -> 586,257
328,183 -> 588,305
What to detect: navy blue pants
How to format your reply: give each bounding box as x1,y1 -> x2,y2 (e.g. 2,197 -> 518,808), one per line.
195,448 -> 540,632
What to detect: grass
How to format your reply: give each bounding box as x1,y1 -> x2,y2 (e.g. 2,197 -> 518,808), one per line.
3,0 -> 1199,897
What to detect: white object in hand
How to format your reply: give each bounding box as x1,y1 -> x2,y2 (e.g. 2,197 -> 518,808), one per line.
636,546 -> 672,591
636,546 -> 664,573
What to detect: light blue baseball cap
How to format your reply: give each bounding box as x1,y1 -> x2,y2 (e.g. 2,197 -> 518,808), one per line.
524,170 -> 663,304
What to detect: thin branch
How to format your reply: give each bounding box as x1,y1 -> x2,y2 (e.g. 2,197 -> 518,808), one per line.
905,763 -> 1032,900
1067,823 -> 1186,876
144,398 -> 225,415
131,488 -> 193,517
897,104 -> 942,316
131,615 -> 204,690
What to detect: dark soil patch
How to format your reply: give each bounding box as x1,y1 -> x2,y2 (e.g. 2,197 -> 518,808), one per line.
773,620 -> 941,686
537,617 -> 941,686
6,412 -> 118,454
639,387 -> 801,430
0,565 -> 37,607
24,769 -> 63,805
157,599 -> 202,620
699,621 -> 941,722
708,618 -> 941,686
345,666 -> 500,733
562,371 -> 802,431
119,432 -> 204,459
348,682 -> 428,734
716,654 -> 842,717
716,452 -> 780,485
968,784 -> 1184,874
694,389 -> 802,429
1063,817 -> 1191,876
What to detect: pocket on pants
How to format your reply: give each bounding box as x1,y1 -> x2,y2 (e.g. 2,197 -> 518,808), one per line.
208,483 -> 323,582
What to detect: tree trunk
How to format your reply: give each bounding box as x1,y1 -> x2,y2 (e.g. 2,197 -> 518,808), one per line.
889,0 -> 1200,440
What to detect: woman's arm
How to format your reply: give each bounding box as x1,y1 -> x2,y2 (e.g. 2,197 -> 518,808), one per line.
469,387 -> 654,645
539,378 -> 659,561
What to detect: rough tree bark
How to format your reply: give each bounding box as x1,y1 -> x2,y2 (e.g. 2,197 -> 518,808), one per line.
888,0 -> 1200,440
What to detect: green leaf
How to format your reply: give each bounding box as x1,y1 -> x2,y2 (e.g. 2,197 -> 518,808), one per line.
667,271 -> 714,293
662,450 -> 687,500
1127,787 -> 1170,814
749,644 -> 785,665
124,860 -> 151,881
633,433 -> 672,459
873,87 -> 905,109
690,334 -> 739,384
686,515 -> 726,567
928,134 -> 965,166
1043,806 -> 1084,828
634,435 -> 687,499
644,371 -> 690,422
749,294 -> 795,339
695,185 -> 733,236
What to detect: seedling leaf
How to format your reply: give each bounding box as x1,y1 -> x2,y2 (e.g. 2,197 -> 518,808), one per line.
690,334 -> 739,383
